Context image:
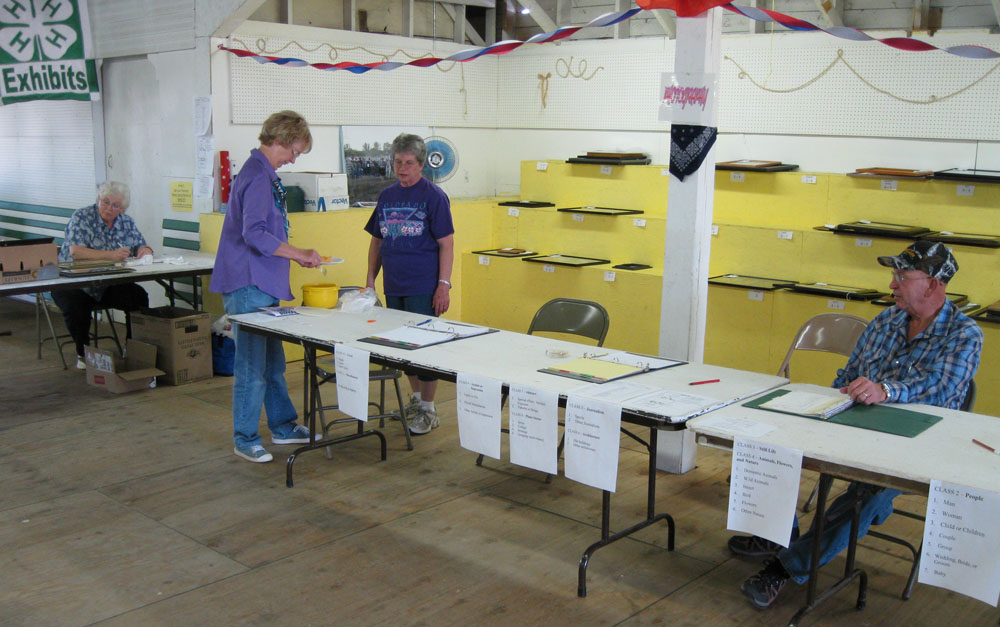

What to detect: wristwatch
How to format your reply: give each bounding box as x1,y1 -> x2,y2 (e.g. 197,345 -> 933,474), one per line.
880,382 -> 891,401
438,279 -> 452,288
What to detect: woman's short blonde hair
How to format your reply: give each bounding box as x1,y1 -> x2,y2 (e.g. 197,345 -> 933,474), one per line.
259,110 -> 312,152
97,181 -> 130,210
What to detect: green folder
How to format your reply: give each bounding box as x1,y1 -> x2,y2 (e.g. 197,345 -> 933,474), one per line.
744,389 -> 942,438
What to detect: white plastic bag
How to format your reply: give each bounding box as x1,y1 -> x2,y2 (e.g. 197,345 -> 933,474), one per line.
337,288 -> 377,313
211,314 -> 235,339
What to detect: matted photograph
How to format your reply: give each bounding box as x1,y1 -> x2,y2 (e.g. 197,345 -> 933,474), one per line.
341,126 -> 430,206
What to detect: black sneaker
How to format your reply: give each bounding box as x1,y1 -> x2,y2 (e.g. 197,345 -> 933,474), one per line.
740,560 -> 789,610
728,534 -> 783,558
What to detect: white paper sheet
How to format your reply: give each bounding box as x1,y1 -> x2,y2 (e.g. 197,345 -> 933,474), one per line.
194,175 -> 213,199
195,134 -> 214,176
508,385 -> 559,475
567,381 -> 658,404
919,480 -> 1000,606
626,389 -> 722,422
693,415 -> 777,438
193,95 -> 212,135
456,373 -> 502,459
564,395 -> 622,492
334,344 -> 370,422
727,438 -> 802,547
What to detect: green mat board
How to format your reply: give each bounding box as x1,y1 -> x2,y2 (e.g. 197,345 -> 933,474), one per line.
743,389 -> 942,438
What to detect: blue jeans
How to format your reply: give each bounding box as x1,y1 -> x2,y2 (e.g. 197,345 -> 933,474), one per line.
222,285 -> 299,447
779,482 -> 901,584
385,293 -> 436,382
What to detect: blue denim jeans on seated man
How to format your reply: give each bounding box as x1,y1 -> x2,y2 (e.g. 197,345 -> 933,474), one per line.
779,482 -> 901,584
222,285 -> 300,447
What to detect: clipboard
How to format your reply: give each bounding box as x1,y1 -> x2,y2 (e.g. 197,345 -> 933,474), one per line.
744,389 -> 942,438
358,320 -> 499,350
539,351 -> 684,384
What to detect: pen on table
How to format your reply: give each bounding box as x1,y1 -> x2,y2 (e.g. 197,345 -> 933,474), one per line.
972,438 -> 999,455
416,318 -> 432,326
689,379 -> 720,386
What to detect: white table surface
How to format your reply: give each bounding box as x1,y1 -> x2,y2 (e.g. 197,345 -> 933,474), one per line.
687,383 -> 1000,493
0,251 -> 215,296
230,307 -> 788,425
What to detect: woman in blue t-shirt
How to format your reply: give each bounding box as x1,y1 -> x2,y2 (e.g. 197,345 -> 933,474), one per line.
364,134 -> 455,436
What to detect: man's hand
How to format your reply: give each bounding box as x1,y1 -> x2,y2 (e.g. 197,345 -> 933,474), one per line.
841,376 -> 887,405
109,247 -> 130,261
136,246 -> 154,258
433,282 -> 450,316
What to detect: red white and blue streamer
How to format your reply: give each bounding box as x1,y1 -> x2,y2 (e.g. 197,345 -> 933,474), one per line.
218,3 -> 1000,74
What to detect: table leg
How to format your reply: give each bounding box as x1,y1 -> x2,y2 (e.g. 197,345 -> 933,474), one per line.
788,475 -> 867,626
577,427 -> 675,597
285,344 -> 387,488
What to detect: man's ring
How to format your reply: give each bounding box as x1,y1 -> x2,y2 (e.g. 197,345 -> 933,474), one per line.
863,392 -> 870,398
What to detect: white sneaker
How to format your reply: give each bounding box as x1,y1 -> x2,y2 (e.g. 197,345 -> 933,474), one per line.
392,395 -> 421,422
408,406 -> 440,435
76,357 -> 86,370
234,444 -> 273,463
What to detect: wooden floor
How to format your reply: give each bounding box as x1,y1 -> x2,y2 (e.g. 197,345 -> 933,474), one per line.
1,297 -> 996,626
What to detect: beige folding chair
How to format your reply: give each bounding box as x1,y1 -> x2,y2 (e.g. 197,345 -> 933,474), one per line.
311,287 -> 413,452
475,298 -> 610,479
776,312 -> 868,380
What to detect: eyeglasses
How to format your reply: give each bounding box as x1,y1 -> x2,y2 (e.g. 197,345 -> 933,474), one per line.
892,271 -> 932,284
99,198 -> 124,211
393,158 -> 419,168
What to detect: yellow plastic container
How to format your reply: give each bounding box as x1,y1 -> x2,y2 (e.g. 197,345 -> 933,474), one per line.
302,283 -> 339,308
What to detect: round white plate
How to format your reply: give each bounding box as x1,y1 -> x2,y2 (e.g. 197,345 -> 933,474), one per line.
321,257 -> 344,265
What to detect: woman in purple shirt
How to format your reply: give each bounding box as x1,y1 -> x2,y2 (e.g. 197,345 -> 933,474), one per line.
210,111 -> 321,463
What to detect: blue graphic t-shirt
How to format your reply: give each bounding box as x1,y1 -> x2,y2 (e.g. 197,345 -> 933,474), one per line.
364,177 -> 453,296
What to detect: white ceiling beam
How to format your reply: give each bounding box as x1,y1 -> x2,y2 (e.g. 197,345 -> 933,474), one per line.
517,0 -> 558,33
653,9 -> 676,38
812,0 -> 843,28
441,3 -> 486,45
210,0 -> 269,38
555,0 -> 571,27
913,0 -> 931,31
992,0 -> 1000,30
749,0 -> 767,33
402,0 -> 414,37
343,0 -> 358,31
614,0 -> 630,38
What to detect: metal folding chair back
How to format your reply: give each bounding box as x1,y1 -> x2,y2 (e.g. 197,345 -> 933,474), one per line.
777,313 -> 868,379
527,298 -> 610,346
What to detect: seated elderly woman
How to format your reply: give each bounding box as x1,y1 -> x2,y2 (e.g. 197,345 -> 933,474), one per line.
52,181 -> 153,369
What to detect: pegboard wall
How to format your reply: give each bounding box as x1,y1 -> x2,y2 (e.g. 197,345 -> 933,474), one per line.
228,34 -> 496,128
227,27 -> 1000,141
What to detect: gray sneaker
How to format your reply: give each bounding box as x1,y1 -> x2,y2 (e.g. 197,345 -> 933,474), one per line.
393,395 -> 421,422
408,406 -> 439,435
234,443 -> 273,463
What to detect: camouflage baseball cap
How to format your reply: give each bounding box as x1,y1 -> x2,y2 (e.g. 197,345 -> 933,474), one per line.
877,240 -> 958,283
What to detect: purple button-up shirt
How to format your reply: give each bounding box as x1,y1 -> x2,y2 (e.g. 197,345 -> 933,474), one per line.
209,148 -> 293,301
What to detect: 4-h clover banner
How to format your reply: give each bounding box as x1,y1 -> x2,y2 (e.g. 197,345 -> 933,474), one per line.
0,0 -> 99,105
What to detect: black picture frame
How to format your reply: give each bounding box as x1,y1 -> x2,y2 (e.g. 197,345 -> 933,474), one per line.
522,254 -> 610,267
472,248 -> 539,258
557,206 -> 644,216
708,274 -> 795,291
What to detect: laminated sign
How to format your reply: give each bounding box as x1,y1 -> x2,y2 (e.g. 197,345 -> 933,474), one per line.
0,0 -> 99,105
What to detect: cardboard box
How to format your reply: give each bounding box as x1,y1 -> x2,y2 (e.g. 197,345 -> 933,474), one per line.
131,306 -> 213,385
85,340 -> 164,393
279,171 -> 349,211
655,428 -> 698,474
0,241 -> 58,284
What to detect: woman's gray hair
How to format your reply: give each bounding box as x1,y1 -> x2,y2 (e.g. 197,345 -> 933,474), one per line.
97,181 -> 130,210
391,133 -> 427,165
